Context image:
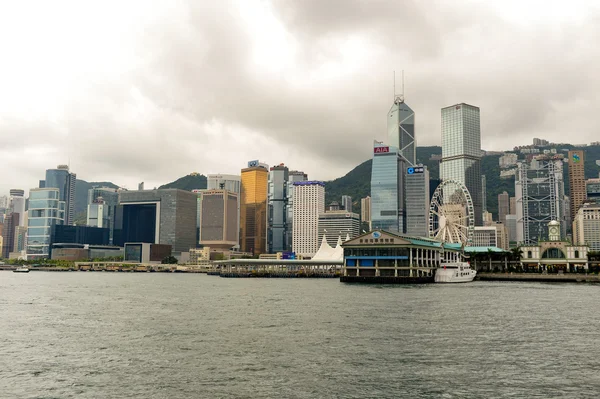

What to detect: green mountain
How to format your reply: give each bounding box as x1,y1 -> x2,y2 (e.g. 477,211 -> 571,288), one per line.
158,173 -> 207,191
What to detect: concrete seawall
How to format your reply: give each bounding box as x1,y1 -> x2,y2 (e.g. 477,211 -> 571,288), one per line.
478,273 -> 600,283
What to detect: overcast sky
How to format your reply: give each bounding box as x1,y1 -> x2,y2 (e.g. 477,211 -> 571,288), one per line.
1,0 -> 599,196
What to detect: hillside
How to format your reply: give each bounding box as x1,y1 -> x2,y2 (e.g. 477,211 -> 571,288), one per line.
74,180 -> 119,215
158,174 -> 207,191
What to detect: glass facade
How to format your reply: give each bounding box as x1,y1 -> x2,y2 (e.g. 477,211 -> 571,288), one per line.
387,99 -> 416,166
440,104 -> 483,225
240,166 -> 269,255
45,167 -> 76,225
371,144 -> 404,233
26,188 -> 65,259
405,166 -> 430,237
267,166 -> 289,253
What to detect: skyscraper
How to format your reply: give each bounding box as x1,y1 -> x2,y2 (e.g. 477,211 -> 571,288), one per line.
198,189 -> 238,249
286,170 -> 308,251
405,165 -> 430,237
267,164 -> 290,253
292,181 -> 325,257
387,96 -> 416,166
515,155 -> 566,244
9,189 -> 26,227
318,211 -> 360,247
207,174 -> 241,248
43,165 -> 76,225
482,174 -> 487,217
440,103 -> 483,225
87,187 -> 119,244
341,195 -> 352,212
371,142 -> 404,233
240,162 -> 268,255
568,150 -> 586,224
26,188 -> 66,259
361,196 -> 371,228
498,191 -> 510,225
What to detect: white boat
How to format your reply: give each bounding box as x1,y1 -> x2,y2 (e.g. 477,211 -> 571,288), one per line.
435,262 -> 476,283
13,267 -> 30,273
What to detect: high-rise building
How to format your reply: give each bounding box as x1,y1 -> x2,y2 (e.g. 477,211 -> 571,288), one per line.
509,196 -> 517,215
405,165 -> 430,237
267,165 -> 290,253
498,191 -> 510,224
1,212 -> 19,258
361,196 -> 371,228
43,165 -> 76,225
586,178 -> 600,203
286,170 -> 308,251
240,162 -> 269,255
515,155 -> 566,244
473,226 -> 498,247
13,225 -> 27,254
198,189 -> 238,249
568,150 -> 586,223
26,188 -> 66,259
0,195 -> 8,209
87,199 -> 111,229
116,189 -> 197,253
292,181 -> 325,257
87,187 -> 119,244
207,174 -> 242,248
573,203 -> 600,250
482,175 -> 487,218
9,189 -> 26,227
440,103 -> 483,225
371,142 -> 404,233
505,214 -> 518,244
341,195 -> 352,213
317,211 -> 360,247
387,96 -> 416,166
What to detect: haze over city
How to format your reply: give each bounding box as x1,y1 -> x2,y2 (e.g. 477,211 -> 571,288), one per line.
1,0 -> 599,194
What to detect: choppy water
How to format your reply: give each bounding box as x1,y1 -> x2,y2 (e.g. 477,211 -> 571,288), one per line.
1,272 -> 599,398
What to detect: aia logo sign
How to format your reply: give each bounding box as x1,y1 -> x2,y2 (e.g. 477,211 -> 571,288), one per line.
374,146 -> 389,154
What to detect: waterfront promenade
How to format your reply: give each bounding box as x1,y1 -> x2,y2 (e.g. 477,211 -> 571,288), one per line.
478,272 -> 600,283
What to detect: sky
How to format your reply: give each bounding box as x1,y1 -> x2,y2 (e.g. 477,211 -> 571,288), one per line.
1,0 -> 599,196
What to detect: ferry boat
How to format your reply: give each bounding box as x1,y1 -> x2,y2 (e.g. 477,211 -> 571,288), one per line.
435,262 -> 476,283
13,267 -> 30,273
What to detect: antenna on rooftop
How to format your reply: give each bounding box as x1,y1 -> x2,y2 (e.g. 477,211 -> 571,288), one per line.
393,70 -> 404,104
401,70 -> 405,102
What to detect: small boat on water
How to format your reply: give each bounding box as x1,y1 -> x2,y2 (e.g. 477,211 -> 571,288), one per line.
13,267 -> 30,273
435,262 -> 476,283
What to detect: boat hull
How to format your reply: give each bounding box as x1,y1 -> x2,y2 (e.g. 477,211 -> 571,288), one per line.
435,269 -> 476,283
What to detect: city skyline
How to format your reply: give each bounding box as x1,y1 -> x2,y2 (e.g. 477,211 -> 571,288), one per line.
1,1 -> 599,194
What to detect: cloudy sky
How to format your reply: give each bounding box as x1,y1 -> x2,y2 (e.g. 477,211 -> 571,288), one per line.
1,0 -> 599,195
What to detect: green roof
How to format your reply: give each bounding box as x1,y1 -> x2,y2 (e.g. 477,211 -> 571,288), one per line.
464,246 -> 507,253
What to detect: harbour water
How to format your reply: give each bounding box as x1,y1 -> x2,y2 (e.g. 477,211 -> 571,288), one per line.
1,272 -> 599,398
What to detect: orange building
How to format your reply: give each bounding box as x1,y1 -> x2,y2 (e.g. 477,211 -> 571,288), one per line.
240,163 -> 268,255
568,150 -> 586,224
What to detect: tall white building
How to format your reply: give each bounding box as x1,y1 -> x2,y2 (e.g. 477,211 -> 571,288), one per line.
573,203 -> 600,250
292,181 -> 325,257
361,196 -> 371,228
473,226 -> 498,247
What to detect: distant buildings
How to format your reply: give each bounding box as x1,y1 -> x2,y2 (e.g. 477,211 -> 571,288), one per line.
498,191 -> 510,225
573,203 -> 600,250
198,189 -> 238,249
317,210 -> 360,247
117,189 -> 197,254
404,165 -> 430,237
9,189 -> 26,227
371,142 -> 403,233
586,178 -> 600,203
87,187 -> 119,245
440,103 -> 483,226
41,165 -> 76,225
472,226 -> 498,247
341,195 -> 352,213
26,188 -> 66,259
207,174 -> 241,248
240,162 -> 269,255
360,196 -> 371,228
499,153 -> 518,169
568,150 -> 586,223
292,181 -> 325,257
533,138 -> 549,146
515,155 -> 567,244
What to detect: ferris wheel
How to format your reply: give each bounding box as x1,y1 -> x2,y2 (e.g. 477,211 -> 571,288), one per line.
429,179 -> 475,245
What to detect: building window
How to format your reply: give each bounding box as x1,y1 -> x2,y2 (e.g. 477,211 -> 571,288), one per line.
574,250 -> 580,258
527,251 -> 532,258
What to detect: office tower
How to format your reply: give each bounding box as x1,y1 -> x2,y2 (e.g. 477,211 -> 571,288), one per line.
116,189 -> 197,253
9,189 -> 26,227
240,162 -> 269,255
498,191 -> 510,224
495,222 -> 509,250
586,178 -> 600,203
568,150 -> 586,223
482,175 -> 487,216
361,196 -> 371,227
1,212 -> 19,258
26,188 -> 66,259
483,211 -> 494,226
573,203 -> 600,250
318,211 -> 360,247
207,174 -> 242,248
371,142 -> 404,233
267,165 -> 290,253
198,189 -> 238,249
292,181 -> 325,257
440,103 -> 483,225
510,196 -> 517,215
44,165 -> 76,225
0,195 -> 8,209
515,155 -> 566,244
13,225 -> 27,254
505,214 -> 517,243
387,96 -> 416,166
341,195 -> 352,212
405,165 -> 430,237
87,187 -> 119,244
286,170 -> 308,251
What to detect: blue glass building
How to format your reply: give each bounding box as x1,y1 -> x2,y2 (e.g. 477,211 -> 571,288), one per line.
370,142 -> 404,233
26,188 -> 66,259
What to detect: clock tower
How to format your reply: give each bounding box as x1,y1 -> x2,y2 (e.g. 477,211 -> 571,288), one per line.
548,220 -> 561,242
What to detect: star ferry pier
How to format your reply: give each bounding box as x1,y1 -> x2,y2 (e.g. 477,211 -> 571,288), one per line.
341,230 -> 461,283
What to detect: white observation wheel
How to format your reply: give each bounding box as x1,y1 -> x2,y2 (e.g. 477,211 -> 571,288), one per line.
429,179 -> 475,245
